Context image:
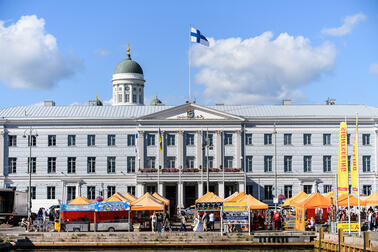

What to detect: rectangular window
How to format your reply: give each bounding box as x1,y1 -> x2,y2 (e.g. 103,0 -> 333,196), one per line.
323,156 -> 332,172
87,135 -> 95,146
323,134 -> 331,145
224,133 -> 233,145
27,157 -> 36,173
284,134 -> 292,145
245,133 -> 253,145
8,158 -> 17,174
203,132 -> 213,146
264,185 -> 273,200
166,157 -> 176,168
304,156 -> 312,172
363,185 -> 372,196
303,134 -> 311,145
224,156 -> 233,168
28,186 -> 36,200
67,186 -> 76,202
347,134 -> 351,145
28,135 -> 37,146
363,134 -> 370,145
146,156 -> 156,168
127,134 -> 135,146
167,134 -> 175,146
87,157 -> 96,173
348,155 -> 351,172
68,135 -> 76,146
107,157 -> 116,173
204,156 -> 214,169
118,93 -> 122,103
363,156 -> 371,172
127,157 -> 136,173
47,157 -> 56,173
264,134 -> 272,145
107,134 -> 116,146
284,185 -> 293,199
246,156 -> 253,172
107,186 -> 116,198
186,133 -> 195,145
8,135 -> 17,147
47,186 -> 55,199
125,94 -> 129,102
323,185 -> 332,193
48,135 -> 56,146
133,94 -> 137,103
284,156 -> 292,172
87,186 -> 96,200
146,185 -> 156,194
264,156 -> 273,172
127,186 -> 135,196
67,157 -> 76,173
147,134 -> 155,146
246,185 -> 253,195
303,185 -> 313,194
185,156 -> 195,168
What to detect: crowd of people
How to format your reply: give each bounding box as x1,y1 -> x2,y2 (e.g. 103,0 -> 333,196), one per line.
20,207 -> 59,232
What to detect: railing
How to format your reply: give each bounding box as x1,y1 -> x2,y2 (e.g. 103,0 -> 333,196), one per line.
138,168 -> 243,173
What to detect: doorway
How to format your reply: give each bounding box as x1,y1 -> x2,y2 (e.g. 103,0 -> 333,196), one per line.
184,184 -> 196,208
165,185 -> 177,216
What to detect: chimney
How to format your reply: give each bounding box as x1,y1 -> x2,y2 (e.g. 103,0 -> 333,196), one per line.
43,100 -> 55,106
282,99 -> 291,105
326,98 -> 336,105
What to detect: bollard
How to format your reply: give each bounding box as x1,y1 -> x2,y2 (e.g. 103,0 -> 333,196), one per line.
364,231 -> 370,252
338,228 -> 343,252
319,227 -> 324,252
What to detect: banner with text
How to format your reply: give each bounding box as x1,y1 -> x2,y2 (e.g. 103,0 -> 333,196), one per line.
338,121 -> 348,194
351,122 -> 359,195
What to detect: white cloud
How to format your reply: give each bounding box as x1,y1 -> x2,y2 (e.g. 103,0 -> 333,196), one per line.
191,32 -> 336,104
322,13 -> 366,36
0,15 -> 82,89
94,49 -> 110,56
369,63 -> 378,75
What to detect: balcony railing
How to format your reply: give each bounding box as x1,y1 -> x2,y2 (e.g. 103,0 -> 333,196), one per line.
138,167 -> 243,173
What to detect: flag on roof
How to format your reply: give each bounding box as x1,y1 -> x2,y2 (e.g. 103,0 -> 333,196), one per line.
190,27 -> 209,47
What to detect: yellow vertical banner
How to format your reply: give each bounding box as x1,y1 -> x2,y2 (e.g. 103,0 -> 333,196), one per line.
338,121 -> 348,194
295,206 -> 305,231
351,122 -> 358,195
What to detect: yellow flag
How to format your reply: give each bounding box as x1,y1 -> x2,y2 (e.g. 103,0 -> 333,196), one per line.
351,121 -> 358,195
338,122 -> 348,194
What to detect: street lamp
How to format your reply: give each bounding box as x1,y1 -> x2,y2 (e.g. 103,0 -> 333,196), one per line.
204,130 -> 213,193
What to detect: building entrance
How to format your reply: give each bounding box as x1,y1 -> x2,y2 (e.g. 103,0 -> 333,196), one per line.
184,184 -> 196,208
165,185 -> 177,216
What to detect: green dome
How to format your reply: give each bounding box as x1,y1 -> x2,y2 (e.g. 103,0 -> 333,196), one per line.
114,49 -> 143,75
151,96 -> 164,106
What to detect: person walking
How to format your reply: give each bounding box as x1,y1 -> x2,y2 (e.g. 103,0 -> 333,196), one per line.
179,213 -> 187,232
193,214 -> 203,232
163,212 -> 171,232
157,212 -> 163,233
151,212 -> 157,233
202,212 -> 209,231
209,212 -> 215,231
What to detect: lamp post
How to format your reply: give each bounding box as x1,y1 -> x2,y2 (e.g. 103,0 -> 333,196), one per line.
205,130 -> 213,193
273,122 -> 277,211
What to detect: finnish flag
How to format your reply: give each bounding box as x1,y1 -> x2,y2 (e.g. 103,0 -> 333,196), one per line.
190,27 -> 209,47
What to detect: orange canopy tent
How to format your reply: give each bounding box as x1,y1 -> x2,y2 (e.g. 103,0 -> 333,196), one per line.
152,192 -> 170,205
195,192 -> 223,203
293,193 -> 329,209
324,191 -> 337,200
363,192 -> 378,206
131,192 -> 165,211
123,193 -> 137,202
281,191 -> 308,207
238,194 -> 268,209
224,192 -> 246,202
338,194 -> 365,207
104,192 -> 128,202
68,195 -> 94,205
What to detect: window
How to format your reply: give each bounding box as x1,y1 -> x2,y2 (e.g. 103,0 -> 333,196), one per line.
125,94 -> 129,102
68,135 -> 76,146
107,157 -> 116,173
224,133 -> 233,145
87,186 -> 96,200
348,156 -> 351,172
146,185 -> 156,194
133,94 -> 137,103
264,134 -> 272,145
323,134 -> 331,145
363,156 -> 371,172
185,156 -> 195,168
127,134 -> 135,146
146,156 -> 156,168
47,157 -> 56,173
167,134 -> 175,146
107,186 -> 116,198
284,134 -> 292,145
67,186 -> 76,202
87,135 -> 95,146
139,95 -> 142,103
204,156 -> 214,169
323,156 -> 332,172
47,186 -> 55,199
28,186 -> 36,200
8,158 -> 17,174
303,185 -> 313,194
167,157 -> 176,168
48,135 -> 56,146
363,185 -> 372,196
246,156 -> 253,172
264,156 -> 273,172
323,185 -> 332,193
147,134 -> 155,146
264,185 -> 273,200
118,93 -> 122,103
27,157 -> 36,173
127,157 -> 136,173
67,157 -> 76,173
347,134 -> 351,145
284,156 -> 292,172
108,135 -> 116,146
303,134 -> 311,145
224,156 -> 233,168
28,135 -> 36,146
186,133 -> 195,145
203,132 -> 213,146
363,134 -> 370,145
87,157 -> 96,173
127,186 -> 135,196
246,185 -> 253,195
304,156 -> 312,172
8,135 -> 17,147
284,185 -> 292,199
245,133 -> 253,145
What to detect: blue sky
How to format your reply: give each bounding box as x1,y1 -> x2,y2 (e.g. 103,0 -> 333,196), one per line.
0,0 -> 377,107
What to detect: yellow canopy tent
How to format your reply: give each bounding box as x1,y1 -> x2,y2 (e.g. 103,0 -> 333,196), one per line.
195,192 -> 223,203
104,192 -> 128,202
238,194 -> 268,209
68,196 -> 94,205
123,193 -> 137,202
152,192 -> 170,205
281,191 -> 308,207
363,192 -> 378,206
131,192 -> 165,211
224,192 -> 246,202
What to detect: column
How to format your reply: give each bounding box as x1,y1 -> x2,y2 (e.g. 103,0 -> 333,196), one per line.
159,131 -> 165,168
177,131 -> 184,168
238,182 -> 245,193
0,128 -> 4,177
196,131 -> 203,169
76,183 -> 80,197
216,131 -> 222,168
236,130 -> 242,168
136,184 -> 144,198
198,182 -> 203,198
158,182 -> 163,195
218,183 -> 225,198
138,131 -> 145,170
178,182 -> 184,208
61,181 -> 65,204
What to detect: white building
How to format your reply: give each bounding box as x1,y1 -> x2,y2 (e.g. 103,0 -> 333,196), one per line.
0,49 -> 377,210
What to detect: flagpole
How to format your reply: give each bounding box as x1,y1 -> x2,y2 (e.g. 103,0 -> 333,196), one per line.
188,25 -> 192,103
356,113 -> 361,236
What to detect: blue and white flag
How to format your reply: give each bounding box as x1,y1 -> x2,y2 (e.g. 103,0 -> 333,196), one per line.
191,27 -> 209,47
135,133 -> 138,153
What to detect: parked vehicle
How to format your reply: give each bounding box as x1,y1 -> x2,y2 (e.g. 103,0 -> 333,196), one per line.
0,188 -> 28,224
66,220 -> 130,232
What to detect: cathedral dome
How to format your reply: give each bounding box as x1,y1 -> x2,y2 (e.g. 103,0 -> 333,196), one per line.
114,48 -> 143,75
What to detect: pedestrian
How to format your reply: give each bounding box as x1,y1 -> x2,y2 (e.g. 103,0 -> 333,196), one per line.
193,214 -> 203,232
273,211 -> 280,230
202,212 -> 209,231
157,212 -> 163,233
209,212 -> 215,231
151,211 -> 157,233
163,212 -> 171,232
179,213 -> 187,232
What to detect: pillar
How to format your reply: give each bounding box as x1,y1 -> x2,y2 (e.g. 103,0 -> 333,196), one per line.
177,131 -> 184,168
218,183 -> 225,199
178,182 -> 184,208
198,182 -> 203,198
236,130 -> 242,168
158,182 -> 163,195
196,131 -> 203,168
136,184 -> 144,198
239,182 -> 245,193
61,181 -> 65,204
216,131 -> 222,169
138,131 -> 144,170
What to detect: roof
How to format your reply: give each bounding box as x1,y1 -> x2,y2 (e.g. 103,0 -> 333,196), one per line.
104,192 -> 128,202
195,192 -> 223,203
152,192 -> 170,205
224,192 -> 246,202
338,194 -> 363,207
292,193 -> 329,209
114,49 -> 143,74
281,191 -> 308,207
131,192 -> 165,211
123,193 -> 137,202
363,192 -> 378,206
238,194 -> 268,209
68,196 -> 94,205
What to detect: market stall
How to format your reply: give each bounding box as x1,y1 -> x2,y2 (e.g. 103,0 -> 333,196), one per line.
152,192 -> 170,214
237,194 -> 268,230
363,192 -> 378,206
123,193 -> 137,202
60,196 -> 95,223
104,192 -> 128,202
224,192 -> 246,202
222,202 -> 250,234
195,192 -> 224,221
281,191 -> 308,207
